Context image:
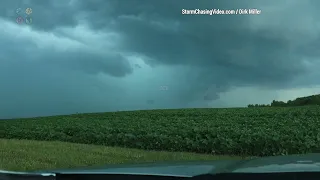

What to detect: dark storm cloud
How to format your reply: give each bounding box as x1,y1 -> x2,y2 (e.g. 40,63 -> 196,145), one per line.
0,0 -> 319,118
75,0 -> 319,92
0,32 -> 132,77
1,0 -> 135,78
0,18 -> 132,118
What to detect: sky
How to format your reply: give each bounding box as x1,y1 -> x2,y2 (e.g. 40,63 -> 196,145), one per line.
0,0 -> 319,119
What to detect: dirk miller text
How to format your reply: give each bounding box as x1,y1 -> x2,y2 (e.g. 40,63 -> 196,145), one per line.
181,8 -> 261,15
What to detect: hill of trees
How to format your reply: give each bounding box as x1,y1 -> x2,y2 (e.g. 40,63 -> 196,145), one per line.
248,94 -> 320,107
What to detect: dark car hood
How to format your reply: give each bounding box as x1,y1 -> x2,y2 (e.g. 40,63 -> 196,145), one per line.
30,153 -> 320,177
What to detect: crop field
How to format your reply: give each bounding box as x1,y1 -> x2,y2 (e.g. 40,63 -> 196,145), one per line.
1,106 -> 320,156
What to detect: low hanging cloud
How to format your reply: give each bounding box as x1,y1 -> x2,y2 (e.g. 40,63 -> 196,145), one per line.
75,0 -> 320,92
0,0 -> 319,118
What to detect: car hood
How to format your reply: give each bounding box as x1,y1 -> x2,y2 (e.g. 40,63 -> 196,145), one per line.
32,153 -> 320,177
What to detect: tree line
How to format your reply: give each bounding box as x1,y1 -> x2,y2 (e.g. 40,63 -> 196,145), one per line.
248,94 -> 320,107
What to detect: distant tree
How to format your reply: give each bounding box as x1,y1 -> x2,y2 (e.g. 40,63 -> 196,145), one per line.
248,94 -> 320,108
271,100 -> 286,107
247,103 -> 271,108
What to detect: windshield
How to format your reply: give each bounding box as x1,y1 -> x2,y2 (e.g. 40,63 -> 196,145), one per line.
0,0 -> 319,173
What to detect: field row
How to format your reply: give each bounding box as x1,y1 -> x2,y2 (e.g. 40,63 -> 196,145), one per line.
1,107 -> 320,156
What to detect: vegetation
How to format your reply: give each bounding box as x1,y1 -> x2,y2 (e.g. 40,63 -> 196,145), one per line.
0,139 -> 242,171
248,94 -> 320,107
1,106 -> 320,157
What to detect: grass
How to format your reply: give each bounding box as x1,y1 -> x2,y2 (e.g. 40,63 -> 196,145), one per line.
0,138 -> 243,171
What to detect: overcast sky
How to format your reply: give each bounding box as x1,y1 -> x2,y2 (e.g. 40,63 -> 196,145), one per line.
1,0 -> 319,119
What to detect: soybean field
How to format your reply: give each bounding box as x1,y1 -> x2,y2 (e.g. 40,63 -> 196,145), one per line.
1,106 -> 320,156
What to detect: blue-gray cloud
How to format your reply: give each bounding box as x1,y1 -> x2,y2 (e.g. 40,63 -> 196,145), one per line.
0,0 -> 319,118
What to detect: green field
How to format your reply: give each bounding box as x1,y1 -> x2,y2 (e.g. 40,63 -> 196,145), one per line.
0,139 -> 243,171
1,107 -> 320,158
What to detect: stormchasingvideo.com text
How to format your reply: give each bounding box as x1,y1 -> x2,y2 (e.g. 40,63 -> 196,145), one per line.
181,8 -> 261,15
